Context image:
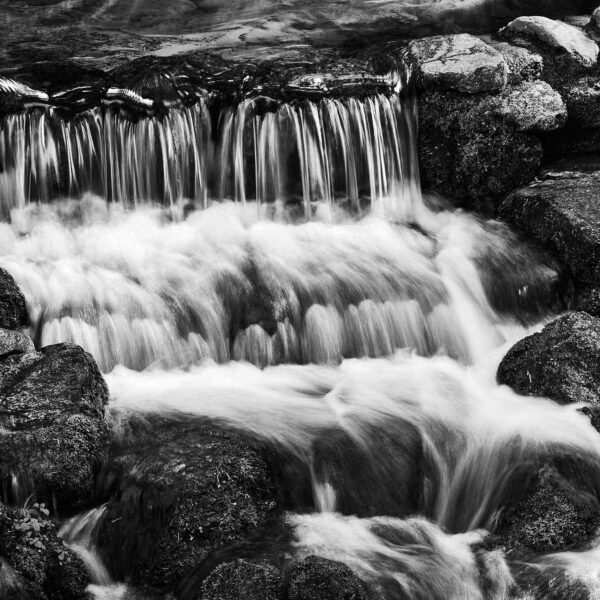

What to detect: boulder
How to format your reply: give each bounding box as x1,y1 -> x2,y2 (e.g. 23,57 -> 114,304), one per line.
0,328 -> 34,356
497,312 -> 600,405
406,34 -> 508,94
0,267 -> 28,330
97,419 -> 277,588
201,560 -> 280,600
500,16 -> 599,69
590,6 -> 600,29
0,343 -> 109,511
493,463 -> 600,555
493,80 -> 567,132
419,90 -> 542,205
500,168 -> 600,287
286,556 -> 367,600
564,76 -> 600,127
0,501 -> 89,600
488,40 -> 543,84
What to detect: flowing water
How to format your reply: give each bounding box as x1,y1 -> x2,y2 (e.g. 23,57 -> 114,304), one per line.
2,75 -> 600,599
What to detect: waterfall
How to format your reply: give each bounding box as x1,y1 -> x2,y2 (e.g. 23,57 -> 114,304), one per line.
0,91 -> 417,216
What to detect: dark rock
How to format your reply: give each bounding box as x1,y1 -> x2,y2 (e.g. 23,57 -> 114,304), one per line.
286,556 -> 367,600
0,328 -> 34,356
97,419 -> 277,588
419,90 -> 542,205
0,267 -> 28,330
406,34 -> 508,94
0,501 -> 89,600
564,76 -> 600,127
201,559 -> 280,600
494,464 -> 600,555
499,16 -> 599,70
311,422 -> 423,517
497,312 -> 600,405
500,168 -> 600,287
0,343 -> 109,511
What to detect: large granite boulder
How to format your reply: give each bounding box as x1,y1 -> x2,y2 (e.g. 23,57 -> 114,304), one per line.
406,34 -> 508,93
419,90 -> 543,205
500,167 -> 600,291
0,328 -> 34,356
0,267 -> 28,330
497,312 -> 600,405
286,556 -> 367,600
487,40 -> 543,84
500,16 -> 599,69
0,501 -> 89,600
0,343 -> 109,511
97,419 -> 277,588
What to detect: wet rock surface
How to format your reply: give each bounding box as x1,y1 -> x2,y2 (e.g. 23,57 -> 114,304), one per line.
497,312 -> 600,405
0,267 -> 28,330
200,559 -> 281,600
97,419 -> 278,588
500,166 -> 600,288
406,34 -> 508,93
287,556 -> 367,600
0,501 -> 89,600
0,328 -> 34,356
0,343 -> 109,511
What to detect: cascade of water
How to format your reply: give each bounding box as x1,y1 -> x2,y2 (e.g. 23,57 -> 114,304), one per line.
0,92 -> 416,213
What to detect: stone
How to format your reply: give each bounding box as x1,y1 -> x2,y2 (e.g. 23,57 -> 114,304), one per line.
494,80 -> 567,132
0,328 -> 34,356
488,40 -> 543,84
0,343 -> 109,510
287,556 -> 367,600
564,76 -> 600,127
497,312 -> 600,405
406,34 -> 508,94
494,464 -> 600,555
590,7 -> 600,29
0,267 -> 27,330
500,16 -> 599,69
97,420 -> 277,588
419,90 -> 542,205
201,560 -> 280,600
500,168 -> 600,286
0,501 -> 89,600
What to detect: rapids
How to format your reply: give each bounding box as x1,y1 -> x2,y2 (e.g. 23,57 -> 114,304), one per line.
1,74 -> 599,599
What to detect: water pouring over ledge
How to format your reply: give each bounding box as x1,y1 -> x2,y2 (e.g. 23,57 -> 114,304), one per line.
2,54 -> 600,600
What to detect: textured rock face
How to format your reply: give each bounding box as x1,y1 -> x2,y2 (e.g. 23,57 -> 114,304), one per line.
564,76 -> 600,127
500,169 -> 600,287
0,501 -> 89,600
500,16 -> 599,68
494,80 -> 567,131
0,267 -> 28,330
419,91 -> 542,204
406,34 -> 508,93
287,556 -> 367,600
97,420 -> 277,588
0,343 -> 109,510
497,312 -> 600,405
488,40 -> 543,84
201,560 -> 281,600
0,328 -> 34,356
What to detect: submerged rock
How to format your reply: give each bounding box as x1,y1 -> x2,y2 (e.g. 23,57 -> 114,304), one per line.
0,267 -> 28,330
0,343 -> 109,510
500,167 -> 600,289
201,559 -> 280,600
0,501 -> 89,600
406,34 -> 508,94
500,16 -> 599,69
97,419 -> 277,588
497,312 -> 600,405
286,556 -> 367,600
